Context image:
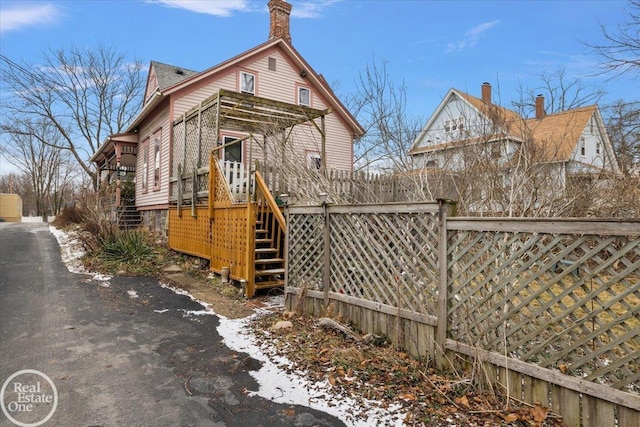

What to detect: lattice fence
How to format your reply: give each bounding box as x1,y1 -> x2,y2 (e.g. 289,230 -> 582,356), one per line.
286,207 -> 640,423
167,206 -> 211,259
171,103 -> 218,203
287,203 -> 441,316
288,207 -> 325,290
447,225 -> 640,394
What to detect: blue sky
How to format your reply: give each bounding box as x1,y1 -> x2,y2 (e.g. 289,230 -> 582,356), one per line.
0,0 -> 638,173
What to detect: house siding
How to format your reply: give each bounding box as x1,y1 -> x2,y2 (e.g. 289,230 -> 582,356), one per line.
136,100 -> 170,209
170,47 -> 353,173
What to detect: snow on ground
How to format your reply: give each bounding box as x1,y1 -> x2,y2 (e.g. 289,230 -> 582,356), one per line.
49,227 -> 405,426
49,225 -> 112,284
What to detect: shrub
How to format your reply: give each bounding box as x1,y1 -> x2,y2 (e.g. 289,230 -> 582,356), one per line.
100,230 -> 154,264
52,205 -> 83,228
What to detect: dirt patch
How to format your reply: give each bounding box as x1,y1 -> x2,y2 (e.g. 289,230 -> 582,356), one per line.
162,272 -> 265,319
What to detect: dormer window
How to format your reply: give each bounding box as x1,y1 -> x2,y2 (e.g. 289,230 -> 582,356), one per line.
240,71 -> 255,95
298,87 -> 310,106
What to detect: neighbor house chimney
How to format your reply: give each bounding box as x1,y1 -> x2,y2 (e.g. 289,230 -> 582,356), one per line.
481,82 -> 492,104
268,0 -> 292,43
535,94 -> 545,119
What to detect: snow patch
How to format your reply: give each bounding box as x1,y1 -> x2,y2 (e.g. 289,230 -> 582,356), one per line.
127,290 -> 138,299
160,284 -> 405,426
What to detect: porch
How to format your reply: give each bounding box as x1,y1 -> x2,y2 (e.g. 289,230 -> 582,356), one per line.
167,89 -> 328,297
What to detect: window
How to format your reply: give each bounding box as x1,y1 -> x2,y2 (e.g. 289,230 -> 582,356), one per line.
596,141 -> 601,155
240,71 -> 255,95
268,57 -> 276,71
444,117 -> 464,133
580,137 -> 586,156
307,152 -> 322,170
298,87 -> 310,106
444,119 -> 456,133
425,159 -> 437,168
142,142 -> 149,193
153,135 -> 161,190
222,136 -> 243,163
491,143 -> 502,159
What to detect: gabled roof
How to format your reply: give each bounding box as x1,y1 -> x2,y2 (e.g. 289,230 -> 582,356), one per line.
151,60 -> 198,90
524,105 -> 596,162
126,38 -> 363,137
162,38 -> 364,136
456,90 -> 527,140
410,88 -> 608,165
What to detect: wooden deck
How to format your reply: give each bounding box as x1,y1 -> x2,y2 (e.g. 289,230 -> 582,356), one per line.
168,155 -> 285,297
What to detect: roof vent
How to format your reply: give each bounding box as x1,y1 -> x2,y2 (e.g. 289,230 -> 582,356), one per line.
175,69 -> 184,75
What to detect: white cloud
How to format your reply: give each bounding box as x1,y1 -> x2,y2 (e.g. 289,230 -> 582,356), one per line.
147,0 -> 250,17
446,19 -> 500,53
291,0 -> 342,19
0,3 -> 60,33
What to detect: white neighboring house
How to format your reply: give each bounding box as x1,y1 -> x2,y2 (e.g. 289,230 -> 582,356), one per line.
408,83 -> 621,214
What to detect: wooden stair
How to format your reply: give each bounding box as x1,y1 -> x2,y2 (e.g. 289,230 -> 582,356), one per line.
254,222 -> 285,291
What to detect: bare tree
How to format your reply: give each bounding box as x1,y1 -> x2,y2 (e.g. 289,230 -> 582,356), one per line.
1,120 -> 76,220
0,173 -> 34,214
604,100 -> 640,175
511,68 -> 606,116
589,0 -> 640,80
0,43 -> 144,189
346,60 -> 424,173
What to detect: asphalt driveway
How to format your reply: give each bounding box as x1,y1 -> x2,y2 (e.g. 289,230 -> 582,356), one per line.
0,222 -> 344,427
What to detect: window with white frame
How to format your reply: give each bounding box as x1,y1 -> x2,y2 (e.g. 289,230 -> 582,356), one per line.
580,137 -> 586,156
596,141 -> 601,155
240,71 -> 255,95
298,87 -> 310,106
444,117 -> 464,133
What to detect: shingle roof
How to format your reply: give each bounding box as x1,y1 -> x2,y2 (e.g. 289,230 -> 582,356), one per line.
456,90 -> 527,140
525,105 -> 596,162
151,61 -> 198,90
441,90 -> 595,162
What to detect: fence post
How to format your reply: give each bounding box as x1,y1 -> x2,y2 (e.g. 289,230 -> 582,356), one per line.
322,198 -> 331,307
436,198 -> 454,369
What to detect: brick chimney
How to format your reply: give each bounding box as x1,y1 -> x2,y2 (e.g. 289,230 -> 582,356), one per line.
535,94 -> 545,119
268,0 -> 292,43
481,82 -> 491,104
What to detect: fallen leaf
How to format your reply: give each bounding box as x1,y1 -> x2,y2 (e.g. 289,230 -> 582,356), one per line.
398,393 -> 417,401
328,375 -> 336,387
531,402 -> 549,423
283,407 -> 295,417
503,413 -> 519,423
454,395 -> 470,407
558,364 -> 568,373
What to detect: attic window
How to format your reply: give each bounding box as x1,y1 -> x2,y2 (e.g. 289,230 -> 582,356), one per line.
298,87 -> 310,106
444,117 -> 464,133
240,71 -> 255,95
596,141 -> 601,155
268,57 -> 276,71
580,137 -> 586,156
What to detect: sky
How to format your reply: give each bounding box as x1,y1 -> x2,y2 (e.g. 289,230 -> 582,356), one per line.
0,0 -> 638,174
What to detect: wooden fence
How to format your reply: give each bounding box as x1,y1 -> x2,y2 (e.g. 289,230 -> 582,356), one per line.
284,201 -> 640,426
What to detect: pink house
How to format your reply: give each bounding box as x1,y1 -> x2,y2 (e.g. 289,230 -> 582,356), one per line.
93,0 -> 364,231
